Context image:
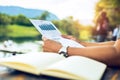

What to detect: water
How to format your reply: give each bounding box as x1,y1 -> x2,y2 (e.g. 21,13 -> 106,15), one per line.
0,40 -> 43,74
0,40 -> 43,58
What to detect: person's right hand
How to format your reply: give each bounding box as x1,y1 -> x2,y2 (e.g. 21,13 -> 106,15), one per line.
42,37 -> 62,53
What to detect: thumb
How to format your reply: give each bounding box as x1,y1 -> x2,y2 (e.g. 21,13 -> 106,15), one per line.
42,36 -> 48,41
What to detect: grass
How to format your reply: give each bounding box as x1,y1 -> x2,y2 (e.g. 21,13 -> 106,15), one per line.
7,25 -> 40,38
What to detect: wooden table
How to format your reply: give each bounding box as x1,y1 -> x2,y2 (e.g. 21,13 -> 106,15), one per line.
0,67 -> 120,80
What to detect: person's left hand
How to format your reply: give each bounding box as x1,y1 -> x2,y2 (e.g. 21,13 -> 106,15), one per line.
42,37 -> 62,53
61,35 -> 80,43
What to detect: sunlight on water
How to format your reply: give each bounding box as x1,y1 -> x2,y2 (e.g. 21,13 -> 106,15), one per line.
0,41 -> 43,58
0,41 -> 43,73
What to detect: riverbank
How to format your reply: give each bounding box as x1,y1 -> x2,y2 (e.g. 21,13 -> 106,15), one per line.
0,24 -> 41,42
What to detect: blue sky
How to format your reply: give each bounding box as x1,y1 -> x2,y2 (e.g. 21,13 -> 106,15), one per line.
0,0 -> 99,25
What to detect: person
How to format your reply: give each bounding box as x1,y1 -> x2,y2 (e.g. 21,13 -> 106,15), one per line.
116,24 -> 120,39
95,10 -> 109,42
42,35 -> 120,67
112,25 -> 119,41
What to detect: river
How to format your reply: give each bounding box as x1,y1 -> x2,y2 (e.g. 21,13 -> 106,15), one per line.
0,40 -> 43,58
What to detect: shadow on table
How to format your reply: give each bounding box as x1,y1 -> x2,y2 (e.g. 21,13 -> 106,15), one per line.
0,67 -> 120,80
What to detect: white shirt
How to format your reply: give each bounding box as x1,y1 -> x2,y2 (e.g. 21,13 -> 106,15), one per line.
113,27 -> 118,37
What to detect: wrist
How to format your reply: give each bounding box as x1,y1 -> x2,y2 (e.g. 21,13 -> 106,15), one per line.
58,46 -> 69,57
55,45 -> 62,53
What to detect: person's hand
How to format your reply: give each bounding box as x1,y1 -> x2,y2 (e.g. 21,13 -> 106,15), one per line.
42,37 -> 62,53
61,35 -> 80,43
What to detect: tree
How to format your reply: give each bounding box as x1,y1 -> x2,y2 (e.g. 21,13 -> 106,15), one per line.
94,0 -> 120,27
37,11 -> 49,20
0,13 -> 11,39
0,13 -> 11,25
15,14 -> 32,26
52,17 -> 81,39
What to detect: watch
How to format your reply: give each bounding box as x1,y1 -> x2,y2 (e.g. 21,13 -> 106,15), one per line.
58,46 -> 69,57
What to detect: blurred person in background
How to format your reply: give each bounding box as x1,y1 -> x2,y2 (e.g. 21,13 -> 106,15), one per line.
95,11 -> 109,42
112,24 -> 119,41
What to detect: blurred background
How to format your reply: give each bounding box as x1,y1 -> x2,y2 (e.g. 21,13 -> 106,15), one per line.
0,0 -> 120,55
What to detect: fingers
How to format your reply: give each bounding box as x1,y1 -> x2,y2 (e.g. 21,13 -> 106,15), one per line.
61,35 -> 70,39
42,46 -> 53,52
62,35 -> 76,40
42,36 -> 48,41
42,38 -> 62,53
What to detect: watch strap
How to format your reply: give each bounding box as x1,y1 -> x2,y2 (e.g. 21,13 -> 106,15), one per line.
58,46 -> 69,57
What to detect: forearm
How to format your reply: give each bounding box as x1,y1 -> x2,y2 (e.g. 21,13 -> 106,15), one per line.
67,46 -> 120,67
79,41 -> 115,47
43,39 -> 120,67
61,35 -> 115,46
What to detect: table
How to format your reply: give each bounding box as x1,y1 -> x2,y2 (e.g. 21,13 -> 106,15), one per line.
0,67 -> 120,80
102,67 -> 120,80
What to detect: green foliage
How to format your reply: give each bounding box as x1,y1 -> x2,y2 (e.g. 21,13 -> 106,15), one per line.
0,13 -> 32,26
14,14 -> 32,26
0,13 -> 11,39
95,0 -> 120,27
0,13 -> 11,25
0,24 -> 40,41
37,11 -> 49,20
0,25 -> 10,39
0,13 -> 93,41
52,17 -> 80,38
52,17 -> 93,41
